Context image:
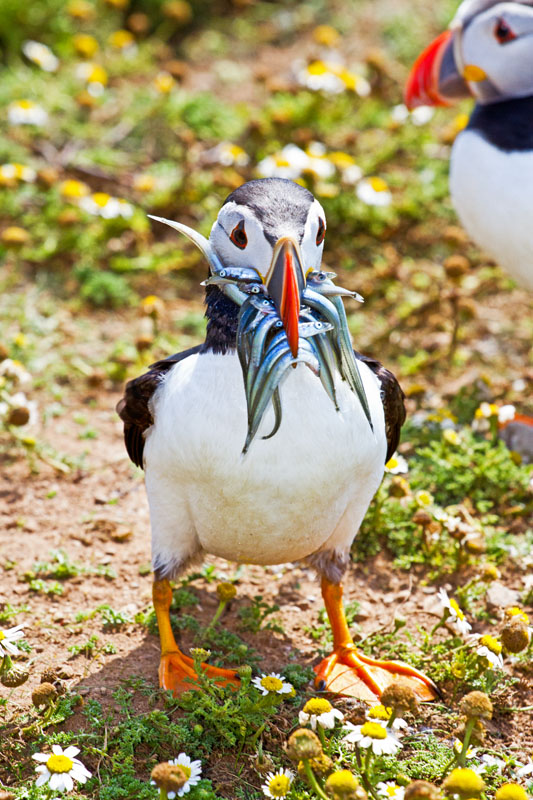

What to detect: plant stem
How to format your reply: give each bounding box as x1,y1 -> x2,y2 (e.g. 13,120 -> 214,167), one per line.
303,759 -> 330,800
317,725 -> 327,750
457,717 -> 476,767
207,599 -> 227,631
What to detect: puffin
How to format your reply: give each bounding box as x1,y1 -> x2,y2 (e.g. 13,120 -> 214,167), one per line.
405,0 -> 533,291
117,177 -> 438,703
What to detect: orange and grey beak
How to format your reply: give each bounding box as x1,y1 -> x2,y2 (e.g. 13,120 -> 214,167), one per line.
265,237 -> 305,358
405,29 -> 470,109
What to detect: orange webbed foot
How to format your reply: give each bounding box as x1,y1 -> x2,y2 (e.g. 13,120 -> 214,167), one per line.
314,644 -> 439,702
159,650 -> 240,695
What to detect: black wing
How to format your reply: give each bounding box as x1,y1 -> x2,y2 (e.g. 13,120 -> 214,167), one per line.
116,345 -> 202,469
355,352 -> 406,464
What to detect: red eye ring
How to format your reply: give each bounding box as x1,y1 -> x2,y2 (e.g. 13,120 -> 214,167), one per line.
230,220 -> 247,249
494,17 -> 516,44
316,217 -> 326,246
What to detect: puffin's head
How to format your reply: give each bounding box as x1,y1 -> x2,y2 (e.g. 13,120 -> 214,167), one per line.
405,0 -> 533,108
209,178 -> 326,355
150,178 -> 326,358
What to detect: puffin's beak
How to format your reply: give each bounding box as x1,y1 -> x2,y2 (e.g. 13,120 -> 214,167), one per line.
405,29 -> 470,109
265,237 -> 305,358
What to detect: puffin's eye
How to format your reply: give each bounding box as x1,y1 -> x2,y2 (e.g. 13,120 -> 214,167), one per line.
316,217 -> 326,246
494,18 -> 516,43
230,220 -> 247,249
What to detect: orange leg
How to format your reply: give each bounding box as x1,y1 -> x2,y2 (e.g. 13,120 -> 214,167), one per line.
314,577 -> 439,703
153,580 -> 240,694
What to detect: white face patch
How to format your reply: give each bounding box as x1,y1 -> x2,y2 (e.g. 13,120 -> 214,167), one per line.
301,198 -> 327,274
462,3 -> 533,99
209,196 -> 327,280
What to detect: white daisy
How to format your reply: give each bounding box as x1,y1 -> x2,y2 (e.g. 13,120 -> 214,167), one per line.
517,758 -> 533,778
391,104 -> 434,126
498,405 -> 516,424
257,143 -> 335,182
205,142 -> 249,167
8,100 -> 48,126
262,768 -> 294,798
472,634 -> 504,669
166,754 -> 202,797
475,753 -> 507,773
366,704 -> 408,731
79,192 -> 134,219
0,359 -> 31,385
0,163 -> 37,184
296,59 -> 370,97
437,588 -> 472,635
33,745 -> 91,792
5,392 -> 39,427
298,698 -> 344,730
22,41 -> 59,72
385,454 -> 408,474
453,739 -> 478,759
356,177 -> 392,207
0,624 -> 25,657
251,672 -> 293,696
341,721 -> 402,756
377,781 -> 405,800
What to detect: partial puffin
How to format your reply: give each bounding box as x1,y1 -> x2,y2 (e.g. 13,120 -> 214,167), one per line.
405,0 -> 533,291
118,178 -> 438,703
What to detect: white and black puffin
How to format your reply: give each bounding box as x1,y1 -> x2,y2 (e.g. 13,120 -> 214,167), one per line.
406,0 -> 533,291
118,178 -> 438,703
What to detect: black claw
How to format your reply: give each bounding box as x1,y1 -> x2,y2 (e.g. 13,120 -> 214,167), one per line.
316,679 -> 326,692
432,680 -> 444,701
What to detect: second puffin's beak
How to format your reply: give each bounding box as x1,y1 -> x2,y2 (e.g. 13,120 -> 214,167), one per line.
265,237 -> 305,358
405,29 -> 470,109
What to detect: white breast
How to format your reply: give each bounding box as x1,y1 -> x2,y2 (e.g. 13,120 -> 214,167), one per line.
144,351 -> 387,568
450,130 -> 533,291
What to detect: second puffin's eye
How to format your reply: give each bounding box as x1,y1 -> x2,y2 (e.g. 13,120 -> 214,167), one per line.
230,220 -> 247,249
316,218 -> 326,246
494,18 -> 516,43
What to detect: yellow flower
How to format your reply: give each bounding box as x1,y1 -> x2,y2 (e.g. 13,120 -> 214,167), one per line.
67,0 -> 96,19
442,768 -> 485,798
505,607 -> 530,625
495,785 -> 528,800
153,71 -> 175,93
324,770 -> 361,798
303,698 -> 333,715
475,402 -> 499,419
360,721 -> 387,739
262,768 -> 294,798
313,25 -> 340,47
162,0 -> 193,23
73,34 -> 99,58
308,59 -> 328,76
76,63 -> 108,89
140,295 -> 165,317
105,0 -> 129,8
133,174 -> 156,192
1,227 -> 29,246
415,490 -> 434,507
108,30 -> 135,50
479,635 -> 502,655
216,582 -> 237,602
367,704 -> 391,721
59,179 -> 90,199
443,429 -> 460,445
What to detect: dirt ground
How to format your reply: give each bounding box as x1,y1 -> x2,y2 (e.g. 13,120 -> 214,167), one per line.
1,283 -> 532,765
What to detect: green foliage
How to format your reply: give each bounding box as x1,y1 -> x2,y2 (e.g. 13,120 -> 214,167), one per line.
238,595 -> 283,634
